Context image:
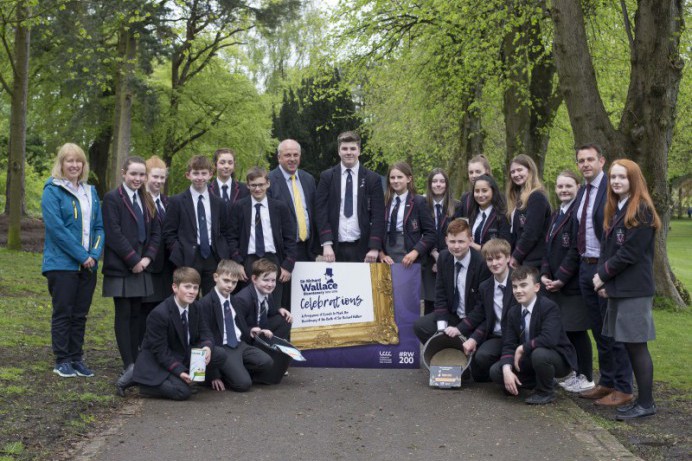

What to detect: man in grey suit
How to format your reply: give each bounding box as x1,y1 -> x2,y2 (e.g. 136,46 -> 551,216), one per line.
267,139 -> 317,310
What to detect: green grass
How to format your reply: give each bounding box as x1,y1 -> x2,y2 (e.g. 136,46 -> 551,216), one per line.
668,218 -> 692,294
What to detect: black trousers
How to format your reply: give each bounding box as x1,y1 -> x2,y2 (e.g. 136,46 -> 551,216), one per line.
413,312 -> 461,345
46,269 -> 97,364
138,348 -> 227,401
489,347 -> 571,394
207,343 -> 273,392
192,250 -> 219,296
335,240 -> 364,262
579,261 -> 632,392
470,337 -> 503,382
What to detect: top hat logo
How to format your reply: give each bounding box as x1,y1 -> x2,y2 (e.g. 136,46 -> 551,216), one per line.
324,268 -> 335,284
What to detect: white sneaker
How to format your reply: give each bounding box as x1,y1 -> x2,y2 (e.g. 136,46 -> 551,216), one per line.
563,374 -> 596,393
557,371 -> 577,389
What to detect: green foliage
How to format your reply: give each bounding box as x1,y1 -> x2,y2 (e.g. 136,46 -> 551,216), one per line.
0,160 -> 46,218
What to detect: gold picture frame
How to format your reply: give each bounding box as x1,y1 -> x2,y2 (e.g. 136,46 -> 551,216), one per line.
290,263 -> 400,350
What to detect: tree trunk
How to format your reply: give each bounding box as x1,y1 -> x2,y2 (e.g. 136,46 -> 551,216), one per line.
452,83 -> 485,198
550,0 -> 686,307
106,26 -> 137,190
501,2 -> 561,176
88,123 -> 113,199
6,2 -> 30,250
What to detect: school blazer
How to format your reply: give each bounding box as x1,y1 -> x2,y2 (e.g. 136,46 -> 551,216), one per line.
540,202 -> 581,295
233,284 -> 280,330
102,185 -> 161,276
453,191 -> 473,219
430,199 -> 459,252
459,271 -> 516,344
208,179 -> 249,205
315,164 -> 386,256
227,196 -> 297,272
267,167 -> 317,257
434,248 -> 491,322
133,296 -> 214,386
510,191 -> 551,267
147,194 -> 169,274
162,189 -> 232,267
384,194 -> 436,259
597,204 -> 656,298
498,295 -> 578,371
468,207 -> 512,246
195,289 -> 253,346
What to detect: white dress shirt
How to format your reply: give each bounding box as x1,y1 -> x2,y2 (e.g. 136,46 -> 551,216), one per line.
189,187 -> 212,247
338,162 -> 361,242
248,196 -> 277,255
576,170 -> 604,257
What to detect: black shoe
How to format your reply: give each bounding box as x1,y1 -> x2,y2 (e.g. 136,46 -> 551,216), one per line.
525,392 -> 556,405
616,400 -> 638,413
116,364 -> 135,397
615,403 -> 656,420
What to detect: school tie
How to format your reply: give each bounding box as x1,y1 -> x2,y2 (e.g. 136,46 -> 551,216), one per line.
520,308 -> 530,343
435,204 -> 443,231
452,261 -> 462,315
132,193 -> 146,243
254,203 -> 265,257
221,184 -> 230,202
577,184 -> 592,255
223,300 -> 238,348
291,175 -> 308,241
551,209 -> 565,237
181,310 -> 189,346
344,169 -> 354,218
388,196 -> 401,246
474,211 -> 486,244
258,298 -> 269,329
155,198 -> 165,220
197,195 -> 211,259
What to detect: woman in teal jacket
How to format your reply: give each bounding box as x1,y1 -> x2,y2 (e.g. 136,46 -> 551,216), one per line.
42,143 -> 104,378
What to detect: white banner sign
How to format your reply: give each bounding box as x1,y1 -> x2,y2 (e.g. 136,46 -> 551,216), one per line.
291,262 -> 375,328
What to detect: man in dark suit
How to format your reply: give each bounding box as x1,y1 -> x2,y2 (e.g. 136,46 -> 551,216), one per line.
234,258 -> 292,340
314,131 -> 385,263
228,167 -> 297,307
489,266 -> 577,404
268,139 -> 316,310
196,260 -> 273,391
116,267 -> 227,400
413,218 -> 490,345
572,144 -> 632,406
162,155 -> 232,295
457,238 -> 515,382
208,147 -> 249,205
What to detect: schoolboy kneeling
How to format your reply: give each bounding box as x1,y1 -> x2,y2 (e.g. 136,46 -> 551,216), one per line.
489,266 -> 577,404
197,259 -> 273,391
116,267 -> 227,400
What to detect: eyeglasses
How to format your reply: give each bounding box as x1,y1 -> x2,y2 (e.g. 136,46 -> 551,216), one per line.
248,183 -> 268,189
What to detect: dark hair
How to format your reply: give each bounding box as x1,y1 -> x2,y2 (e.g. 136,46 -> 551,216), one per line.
426,168 -> 455,218
446,218 -> 471,237
510,265 -> 540,284
469,174 -> 506,223
173,267 -> 201,285
213,148 -> 236,164
337,131 -> 361,149
575,143 -> 604,160
187,155 -> 214,173
246,166 -> 269,183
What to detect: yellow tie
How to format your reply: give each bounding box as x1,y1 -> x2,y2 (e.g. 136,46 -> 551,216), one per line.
291,175 -> 308,241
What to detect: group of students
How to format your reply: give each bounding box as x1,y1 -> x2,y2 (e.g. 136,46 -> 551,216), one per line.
41,134 -> 659,420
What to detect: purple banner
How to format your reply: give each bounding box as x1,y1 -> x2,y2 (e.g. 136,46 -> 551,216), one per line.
293,264 -> 421,369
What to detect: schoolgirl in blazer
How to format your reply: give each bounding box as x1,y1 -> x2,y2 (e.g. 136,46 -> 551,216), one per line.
541,195 -> 580,295
467,174 -> 511,251
208,147 -> 249,205
380,162 -> 435,267
506,154 -> 551,268
454,154 -> 492,219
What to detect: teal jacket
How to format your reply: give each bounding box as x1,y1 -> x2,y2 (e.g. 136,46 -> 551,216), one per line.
41,177 -> 104,273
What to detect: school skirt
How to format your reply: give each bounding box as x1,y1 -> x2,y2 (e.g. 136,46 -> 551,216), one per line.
547,291 -> 590,332
602,296 -> 656,343
385,233 -> 407,263
102,271 -> 154,298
